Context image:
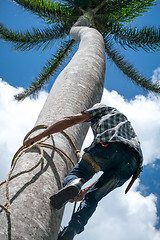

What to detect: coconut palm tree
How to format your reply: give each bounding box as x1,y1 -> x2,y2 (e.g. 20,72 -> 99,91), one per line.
0,1 -> 160,240
0,14 -> 105,240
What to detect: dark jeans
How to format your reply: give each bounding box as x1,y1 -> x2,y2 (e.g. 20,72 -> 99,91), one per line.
63,142 -> 139,234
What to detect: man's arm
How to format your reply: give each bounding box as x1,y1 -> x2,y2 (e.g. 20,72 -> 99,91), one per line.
23,111 -> 90,147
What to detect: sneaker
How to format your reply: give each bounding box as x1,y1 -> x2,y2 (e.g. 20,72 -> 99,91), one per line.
50,178 -> 84,210
57,226 -> 77,240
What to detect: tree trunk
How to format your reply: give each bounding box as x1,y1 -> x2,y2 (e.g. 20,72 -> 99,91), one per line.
0,16 -> 105,240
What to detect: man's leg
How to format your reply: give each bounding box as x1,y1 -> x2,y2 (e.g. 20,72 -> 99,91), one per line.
68,170 -> 121,234
63,157 -> 95,186
50,158 -> 95,210
57,171 -> 124,240
59,143 -> 139,238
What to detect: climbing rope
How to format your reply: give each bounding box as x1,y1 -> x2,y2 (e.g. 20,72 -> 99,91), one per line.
0,125 -> 82,215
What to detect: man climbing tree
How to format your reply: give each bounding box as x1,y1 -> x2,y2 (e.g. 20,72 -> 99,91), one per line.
24,103 -> 143,240
0,1 -> 159,239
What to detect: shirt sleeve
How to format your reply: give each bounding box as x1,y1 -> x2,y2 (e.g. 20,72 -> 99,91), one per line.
82,103 -> 108,122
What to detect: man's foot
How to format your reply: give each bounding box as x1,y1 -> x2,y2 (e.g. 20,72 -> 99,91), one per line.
57,226 -> 77,240
50,178 -> 84,210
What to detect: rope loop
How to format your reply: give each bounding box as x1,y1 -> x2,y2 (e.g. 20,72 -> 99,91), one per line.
0,125 -> 81,214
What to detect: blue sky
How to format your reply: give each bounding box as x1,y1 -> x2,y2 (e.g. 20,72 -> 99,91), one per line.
0,1 -> 160,240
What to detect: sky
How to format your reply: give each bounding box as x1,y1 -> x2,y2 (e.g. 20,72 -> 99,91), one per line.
0,0 -> 160,240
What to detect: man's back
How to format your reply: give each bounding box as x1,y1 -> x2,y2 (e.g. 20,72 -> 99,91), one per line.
83,103 -> 143,169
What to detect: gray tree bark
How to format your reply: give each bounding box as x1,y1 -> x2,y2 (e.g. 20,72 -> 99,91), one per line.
0,16 -> 105,240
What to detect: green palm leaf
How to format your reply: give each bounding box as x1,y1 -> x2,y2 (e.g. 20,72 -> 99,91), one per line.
99,21 -> 160,52
96,0 -> 157,23
104,34 -> 160,93
15,39 -> 76,100
13,0 -> 71,18
13,0 -> 80,23
0,22 -> 71,51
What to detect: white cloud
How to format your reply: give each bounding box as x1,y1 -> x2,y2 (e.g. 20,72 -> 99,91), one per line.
82,189 -> 159,240
152,67 -> 160,84
0,78 -> 48,180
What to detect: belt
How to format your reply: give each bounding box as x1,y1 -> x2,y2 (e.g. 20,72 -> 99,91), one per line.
82,152 -> 101,173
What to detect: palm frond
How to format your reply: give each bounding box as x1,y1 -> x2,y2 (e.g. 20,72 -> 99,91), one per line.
104,35 -> 160,93
68,0 -> 89,10
114,0 -> 157,23
13,0 -> 74,21
14,39 -> 76,100
0,22 -> 71,51
95,0 -> 157,23
67,0 -> 105,10
101,22 -> 160,52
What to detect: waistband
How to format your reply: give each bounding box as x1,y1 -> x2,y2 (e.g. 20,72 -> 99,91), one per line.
82,152 -> 101,173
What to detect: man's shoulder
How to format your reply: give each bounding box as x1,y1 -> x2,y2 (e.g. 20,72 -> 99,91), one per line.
91,103 -> 113,111
86,103 -> 121,116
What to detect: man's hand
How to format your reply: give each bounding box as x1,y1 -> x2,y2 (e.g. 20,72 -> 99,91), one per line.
23,131 -> 45,147
69,188 -> 89,203
69,179 -> 99,203
23,137 -> 35,147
